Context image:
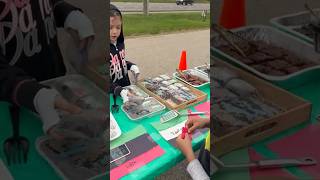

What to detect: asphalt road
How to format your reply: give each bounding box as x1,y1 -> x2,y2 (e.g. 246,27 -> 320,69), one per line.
111,2 -> 209,12
125,29 -> 210,78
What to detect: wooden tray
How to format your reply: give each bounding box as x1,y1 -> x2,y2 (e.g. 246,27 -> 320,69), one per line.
138,78 -> 207,110
213,58 -> 312,157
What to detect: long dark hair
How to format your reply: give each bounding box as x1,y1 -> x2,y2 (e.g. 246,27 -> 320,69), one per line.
110,4 -> 122,18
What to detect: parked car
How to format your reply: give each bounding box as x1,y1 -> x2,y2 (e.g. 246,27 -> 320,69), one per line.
176,0 -> 193,5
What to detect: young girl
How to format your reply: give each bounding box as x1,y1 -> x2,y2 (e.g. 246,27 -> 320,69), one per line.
109,4 -> 140,103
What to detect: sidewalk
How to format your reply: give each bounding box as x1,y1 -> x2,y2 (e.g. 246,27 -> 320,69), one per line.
125,29 -> 210,78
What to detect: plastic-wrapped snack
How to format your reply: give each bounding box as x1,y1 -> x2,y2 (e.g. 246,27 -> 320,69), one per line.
181,86 -> 190,91
160,86 -> 170,91
160,75 -> 171,80
55,109 -> 107,139
172,95 -> 185,104
124,85 -> 149,98
225,78 -> 258,97
167,79 -> 177,85
212,87 -> 237,103
212,67 -> 239,85
153,77 -> 163,82
161,81 -> 170,86
211,105 -> 245,137
145,82 -> 158,92
168,85 -> 178,90
174,83 -> 184,88
246,97 -> 282,118
123,102 -> 150,119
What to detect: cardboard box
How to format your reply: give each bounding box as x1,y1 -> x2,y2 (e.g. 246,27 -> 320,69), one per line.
213,58 -> 312,157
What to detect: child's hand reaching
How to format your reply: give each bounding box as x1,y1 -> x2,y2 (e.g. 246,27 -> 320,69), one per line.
185,117 -> 210,133
121,89 -> 144,106
130,65 -> 140,83
176,133 -> 195,163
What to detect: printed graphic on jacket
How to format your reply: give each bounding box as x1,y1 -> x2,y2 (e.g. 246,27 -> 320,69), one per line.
109,42 -> 133,88
0,0 -> 70,81
1,0 -> 56,65
110,47 -> 128,83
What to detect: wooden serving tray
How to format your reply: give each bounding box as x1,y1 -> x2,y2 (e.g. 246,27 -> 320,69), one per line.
213,58 -> 312,157
137,78 -> 207,110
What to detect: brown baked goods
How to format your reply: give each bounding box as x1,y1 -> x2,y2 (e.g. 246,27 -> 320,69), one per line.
216,40 -> 318,76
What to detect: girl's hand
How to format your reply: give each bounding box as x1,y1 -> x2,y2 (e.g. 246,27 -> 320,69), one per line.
185,116 -> 209,133
130,65 -> 140,83
176,133 -> 195,163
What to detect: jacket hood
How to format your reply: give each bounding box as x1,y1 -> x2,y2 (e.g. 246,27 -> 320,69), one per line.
110,4 -> 124,44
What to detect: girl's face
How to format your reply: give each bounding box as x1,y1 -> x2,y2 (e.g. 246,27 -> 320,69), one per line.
110,16 -> 122,44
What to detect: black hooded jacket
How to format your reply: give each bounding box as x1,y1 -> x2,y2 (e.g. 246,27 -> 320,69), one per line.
109,4 -> 135,96
0,1 -> 79,111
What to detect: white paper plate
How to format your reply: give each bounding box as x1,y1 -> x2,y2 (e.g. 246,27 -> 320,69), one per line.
110,113 -> 122,141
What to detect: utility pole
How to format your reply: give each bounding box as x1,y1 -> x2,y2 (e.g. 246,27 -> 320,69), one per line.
143,0 -> 149,15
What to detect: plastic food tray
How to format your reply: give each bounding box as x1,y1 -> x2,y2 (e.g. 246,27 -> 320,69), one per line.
211,25 -> 320,90
41,74 -> 106,109
194,64 -> 210,76
121,97 -> 166,121
36,137 -> 107,180
173,69 -> 210,88
270,9 -> 320,44
123,85 -> 149,98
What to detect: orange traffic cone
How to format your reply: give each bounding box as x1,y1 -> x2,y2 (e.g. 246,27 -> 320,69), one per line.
179,50 -> 187,70
219,0 -> 246,29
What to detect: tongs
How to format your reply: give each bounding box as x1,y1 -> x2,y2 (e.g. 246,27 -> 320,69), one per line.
211,154 -> 317,174
212,24 -> 248,58
305,3 -> 320,24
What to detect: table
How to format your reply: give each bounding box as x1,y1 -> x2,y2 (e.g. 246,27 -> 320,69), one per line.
110,85 -> 210,180
0,86 -> 209,180
214,80 -> 320,180
0,103 -> 72,180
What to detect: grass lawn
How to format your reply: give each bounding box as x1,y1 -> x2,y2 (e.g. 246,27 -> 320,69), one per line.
123,12 -> 209,37
112,0 -> 209,3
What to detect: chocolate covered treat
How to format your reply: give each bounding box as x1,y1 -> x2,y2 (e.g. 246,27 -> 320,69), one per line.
216,40 -> 318,76
176,70 -> 208,86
